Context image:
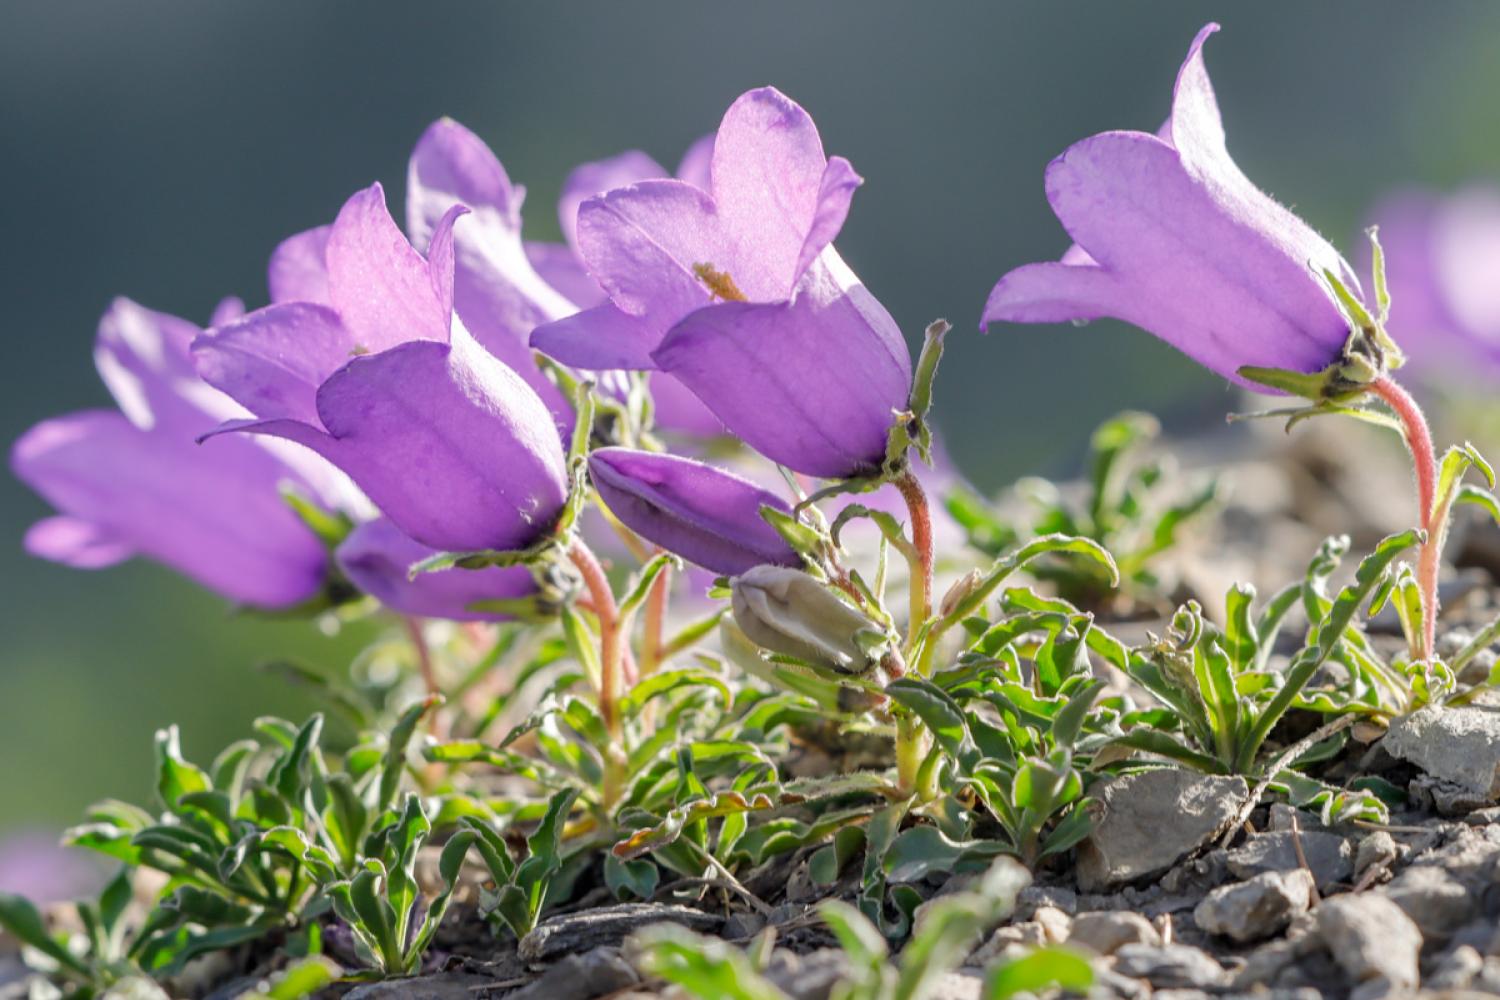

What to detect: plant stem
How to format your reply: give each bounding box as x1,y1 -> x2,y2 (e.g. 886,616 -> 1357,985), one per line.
640,557 -> 672,679
1368,376 -> 1439,661
894,715 -> 928,797
569,539 -> 628,811
402,617 -> 439,696
894,467 -> 935,645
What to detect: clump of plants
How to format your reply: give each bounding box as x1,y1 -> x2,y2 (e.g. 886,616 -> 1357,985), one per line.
6,19 -> 1500,999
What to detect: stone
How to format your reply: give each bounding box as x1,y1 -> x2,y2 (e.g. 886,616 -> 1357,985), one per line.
1067,910 -> 1161,955
503,948 -> 638,1000
761,949 -> 849,1000
1353,831 -> 1398,880
1032,905 -> 1072,944
1382,706 -> 1500,800
519,903 -> 721,965
1225,830 -> 1352,890
345,973 -> 498,1000
1427,944 -> 1485,990
1015,884 -> 1077,917
1315,893 -> 1421,991
1384,865 -> 1475,938
1192,869 -> 1314,943
1112,943 -> 1226,990
1075,770 -> 1247,891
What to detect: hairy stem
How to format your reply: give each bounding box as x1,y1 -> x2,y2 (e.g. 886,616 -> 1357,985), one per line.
640,557 -> 672,679
568,540 -> 625,749
403,617 -> 440,696
894,468 -> 935,647
1369,376 -> 1439,661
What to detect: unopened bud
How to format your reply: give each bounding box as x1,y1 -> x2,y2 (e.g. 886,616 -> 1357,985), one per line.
731,566 -> 887,674
938,569 -> 984,619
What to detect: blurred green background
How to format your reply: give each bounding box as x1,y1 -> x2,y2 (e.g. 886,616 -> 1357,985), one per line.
2,2 -> 1498,843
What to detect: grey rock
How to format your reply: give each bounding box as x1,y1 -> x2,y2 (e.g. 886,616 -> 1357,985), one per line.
1068,910 -> 1161,955
916,970 -> 984,1000
1427,944 -> 1485,990
1193,869 -> 1314,943
345,973 -> 498,1000
1225,830 -> 1352,889
1353,831 -> 1398,880
968,922 -> 1046,967
1315,893 -> 1422,990
762,949 -> 849,1000
503,947 -> 638,1000
1383,706 -> 1500,799
1016,884 -> 1078,918
1385,864 -> 1475,938
1112,943 -> 1225,990
1033,905 -> 1073,944
1076,771 -> 1247,891
520,903 -> 720,965
1411,774 -> 1496,816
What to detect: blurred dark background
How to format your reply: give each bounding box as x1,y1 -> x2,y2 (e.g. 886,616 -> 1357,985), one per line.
3,2 -> 1499,845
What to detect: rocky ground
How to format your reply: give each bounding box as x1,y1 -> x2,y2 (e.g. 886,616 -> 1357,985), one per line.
6,420 -> 1500,1000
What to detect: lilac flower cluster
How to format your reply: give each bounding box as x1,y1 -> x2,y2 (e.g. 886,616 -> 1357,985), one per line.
7,24 -> 1446,634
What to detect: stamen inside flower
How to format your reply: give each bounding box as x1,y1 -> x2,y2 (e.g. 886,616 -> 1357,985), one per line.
693,263 -> 747,302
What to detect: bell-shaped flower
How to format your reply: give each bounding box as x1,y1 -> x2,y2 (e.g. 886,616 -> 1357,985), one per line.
589,447 -> 799,575
528,139 -> 725,437
193,183 -> 569,554
1362,185 -> 1500,378
530,87 -> 912,478
731,566 -> 886,674
10,299 -> 331,608
337,517 -> 538,622
983,24 -> 1355,388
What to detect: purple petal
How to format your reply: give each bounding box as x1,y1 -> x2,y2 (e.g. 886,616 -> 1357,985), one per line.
574,180 -> 724,316
12,410 -> 328,608
408,117 -> 525,237
1432,185 -> 1500,350
192,303 -> 358,424
792,156 -> 863,282
675,133 -> 715,191
711,87 -> 846,294
654,255 -> 912,479
984,25 -> 1353,387
559,149 -> 666,251
24,515 -> 133,569
210,297 -> 246,326
530,301 -> 665,370
526,240 -> 606,307
274,327 -> 568,553
337,517 -> 538,622
268,225 -> 333,305
650,373 -> 727,438
589,448 -> 798,575
93,298 -> 213,431
325,183 -> 454,352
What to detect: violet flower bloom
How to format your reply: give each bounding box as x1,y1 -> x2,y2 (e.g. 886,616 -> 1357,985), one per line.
530,88 -> 911,478
337,517 -> 538,622
1362,185 -> 1500,377
193,183 -> 569,554
527,138 -> 724,437
589,447 -> 799,575
983,24 -> 1354,389
11,299 -> 331,608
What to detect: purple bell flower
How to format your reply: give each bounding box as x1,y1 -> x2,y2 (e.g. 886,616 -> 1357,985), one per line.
983,24 -> 1355,389
589,447 -> 800,575
337,517 -> 539,622
11,299 -> 331,608
1362,184 -> 1500,378
193,183 -> 569,554
530,88 -> 911,478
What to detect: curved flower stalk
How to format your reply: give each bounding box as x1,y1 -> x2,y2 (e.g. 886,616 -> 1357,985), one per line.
11,299 -> 333,608
193,183 -> 570,555
984,23 -> 1360,388
589,448 -> 800,575
336,517 -> 540,623
531,87 -> 912,479
1361,184 -> 1500,381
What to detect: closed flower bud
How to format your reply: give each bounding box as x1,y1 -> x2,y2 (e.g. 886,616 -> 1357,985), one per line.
938,568 -> 984,620
730,565 -> 887,674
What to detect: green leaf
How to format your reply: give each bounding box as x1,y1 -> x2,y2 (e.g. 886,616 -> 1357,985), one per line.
942,535 -> 1118,626
238,955 -> 343,1000
886,678 -> 976,767
618,552 -> 682,619
613,790 -> 775,860
1048,679 -> 1105,751
378,696 -> 441,815
155,726 -> 211,811
1237,365 -> 1332,400
631,924 -> 790,1000
559,604 -> 602,690
985,945 -> 1095,1000
0,891 -> 92,979
1458,483 -> 1500,525
883,825 -> 972,884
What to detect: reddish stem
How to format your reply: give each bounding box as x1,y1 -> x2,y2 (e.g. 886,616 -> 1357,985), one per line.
641,557 -> 672,679
894,468 -> 936,633
403,616 -> 440,696
568,540 -> 624,740
1369,376 -> 1439,660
